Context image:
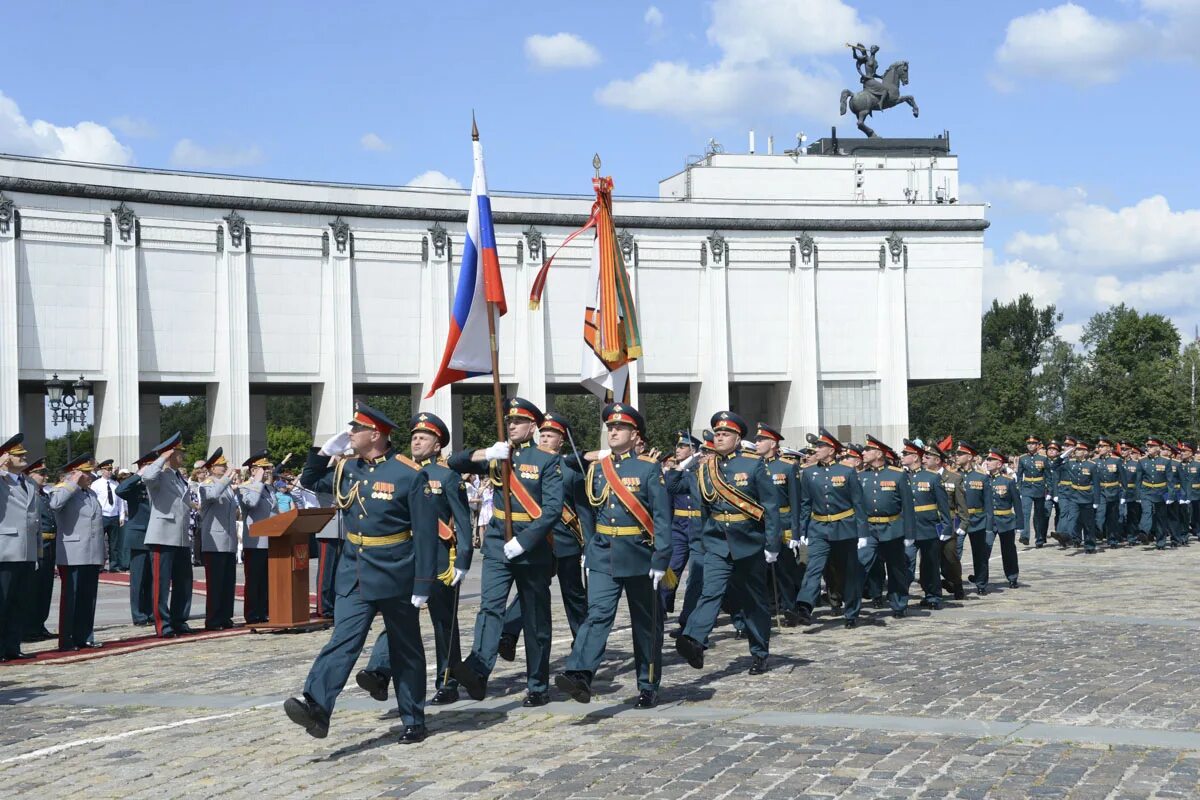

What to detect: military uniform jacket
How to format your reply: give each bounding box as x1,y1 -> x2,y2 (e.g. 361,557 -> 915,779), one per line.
239,481 -> 276,551
961,470 -> 991,533
0,471 -> 39,562
1016,453 -> 1051,499
940,468 -> 968,526
198,474 -> 239,553
37,488 -> 56,537
909,468 -> 951,541
1183,460 -> 1200,503
987,474 -> 1023,533
1122,459 -> 1140,503
1062,459 -> 1099,505
142,455 -> 193,548
1137,457 -> 1170,504
583,451 -> 668,577
797,460 -> 864,542
449,440 -> 564,568
696,451 -> 780,559
1050,456 -> 1072,502
301,447 -> 437,602
115,474 -> 152,551
859,465 -> 915,542
1095,457 -> 1124,502
1167,459 -> 1183,503
49,481 -> 105,566
764,457 -> 801,542
548,454 -> 587,558
664,465 -> 704,545
418,458 -> 474,575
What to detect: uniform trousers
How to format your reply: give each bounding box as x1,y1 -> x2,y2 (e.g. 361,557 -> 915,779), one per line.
1073,502 -> 1099,552
0,561 -> 34,656
682,550 -> 770,658
1056,502 -> 1079,545
676,538 -> 705,628
315,539 -> 342,618
31,541 -> 56,634
1189,501 -> 1200,540
1171,503 -> 1191,545
966,530 -> 994,589
1123,501 -> 1142,544
1095,499 -> 1122,546
939,534 -> 964,596
906,537 -> 943,601
149,544 -> 193,636
103,517 -> 125,570
1140,501 -> 1169,548
995,530 -> 1020,581
462,555 -> 551,694
201,551 -> 236,629
502,552 -> 587,642
660,524 -> 692,612
565,571 -> 662,692
859,536 -> 909,612
242,548 -> 269,623
773,541 -> 804,614
127,547 -> 153,624
1021,496 -> 1049,545
303,588 -> 425,726
800,537 -> 863,620
56,564 -> 100,650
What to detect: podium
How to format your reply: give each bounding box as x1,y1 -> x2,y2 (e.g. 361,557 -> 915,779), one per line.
248,507 -> 337,631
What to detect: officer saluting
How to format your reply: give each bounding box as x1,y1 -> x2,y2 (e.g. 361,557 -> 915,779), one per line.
286,401 -> 437,744
142,432 -> 196,638
116,450 -> 158,626
1,434 -> 40,660
239,450 -> 278,625
1016,435 -> 1050,547
675,411 -> 780,675
557,402 -> 668,708
197,448 -> 238,630
23,458 -> 57,642
49,453 -> 106,650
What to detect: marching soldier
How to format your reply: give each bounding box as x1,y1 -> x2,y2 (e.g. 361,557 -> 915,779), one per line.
1048,438 -> 1074,543
49,453 -> 106,650
556,402 -> 669,707
1165,443 -> 1188,547
858,436 -> 915,618
497,411 -> 588,661
984,448 -> 1022,588
286,401 -> 437,744
23,458 -> 57,642
955,442 -> 993,595
1180,442 -> 1200,542
197,448 -> 239,630
116,450 -> 157,626
661,431 -> 701,619
1120,442 -> 1143,545
795,428 -> 865,628
1016,435 -> 1050,547
357,411 -> 474,706
901,440 -> 949,609
142,432 -> 196,638
1138,437 -> 1171,550
923,437 -> 964,600
1094,438 -> 1125,549
666,431 -> 708,637
754,423 -> 802,625
675,411 -> 779,673
0,434 -> 39,660
448,397 -> 564,706
239,450 -> 278,624
1059,439 -> 1099,552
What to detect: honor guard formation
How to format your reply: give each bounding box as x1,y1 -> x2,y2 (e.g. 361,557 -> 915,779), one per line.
2,412 -> 1195,744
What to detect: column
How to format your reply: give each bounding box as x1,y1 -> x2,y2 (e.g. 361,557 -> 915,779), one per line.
207,211 -> 251,463
878,235 -> 910,444
94,204 -> 141,467
690,235 -> 730,430
514,227 -> 546,409
249,395 -> 267,455
0,195 -> 17,436
313,218 -> 355,439
20,393 -> 45,456
410,223 -> 454,424
778,236 -> 820,441
139,395 -> 161,453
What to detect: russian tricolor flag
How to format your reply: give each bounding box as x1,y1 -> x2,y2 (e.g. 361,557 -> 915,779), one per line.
426,132 -> 507,397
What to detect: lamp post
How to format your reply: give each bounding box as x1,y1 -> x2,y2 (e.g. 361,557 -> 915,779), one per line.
46,373 -> 92,463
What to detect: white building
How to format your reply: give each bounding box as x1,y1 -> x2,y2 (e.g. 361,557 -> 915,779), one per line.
0,135 -> 985,466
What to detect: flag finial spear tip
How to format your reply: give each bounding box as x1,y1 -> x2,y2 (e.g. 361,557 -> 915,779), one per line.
472,111 -> 479,141
593,153 -> 601,177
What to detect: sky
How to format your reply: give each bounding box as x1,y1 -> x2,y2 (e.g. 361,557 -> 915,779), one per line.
3,0 -> 1199,348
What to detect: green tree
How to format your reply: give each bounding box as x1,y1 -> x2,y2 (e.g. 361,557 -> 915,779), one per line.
267,425 -> 315,470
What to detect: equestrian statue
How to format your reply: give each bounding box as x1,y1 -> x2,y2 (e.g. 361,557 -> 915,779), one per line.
840,43 -> 919,138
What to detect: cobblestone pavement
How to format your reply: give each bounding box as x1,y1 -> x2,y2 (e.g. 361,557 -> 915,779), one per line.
3,542 -> 1200,798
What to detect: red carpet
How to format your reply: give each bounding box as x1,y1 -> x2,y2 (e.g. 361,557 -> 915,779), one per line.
3,627 -> 253,666
98,571 -> 319,605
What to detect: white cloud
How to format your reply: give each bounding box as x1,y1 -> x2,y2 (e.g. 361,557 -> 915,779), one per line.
110,115 -> 156,138
963,178 -> 1088,215
708,0 -> 882,63
524,33 -> 601,69
405,170 -> 462,190
1057,322 -> 1085,344
169,139 -> 263,170
360,132 -> 391,152
983,249 -> 1064,308
0,90 -> 133,165
644,6 -> 664,28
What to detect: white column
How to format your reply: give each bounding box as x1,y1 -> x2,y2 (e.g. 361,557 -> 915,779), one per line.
514,231 -> 546,408
878,240 -> 910,445
313,221 -> 355,439
139,395 -> 161,454
690,239 -> 730,430
411,226 -> 454,424
0,201 -> 17,437
94,206 -> 141,467
207,214 -> 251,463
779,243 -> 820,441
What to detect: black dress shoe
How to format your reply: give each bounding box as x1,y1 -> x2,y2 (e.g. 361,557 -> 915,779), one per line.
522,691 -> 550,707
967,574 -> 976,583
674,635 -> 705,669
830,603 -> 844,615
1035,542 -> 1045,548
176,624 -> 195,635
450,663 -> 487,701
2,651 -> 34,660
429,687 -> 459,705
953,589 -> 966,600
796,605 -> 812,625
844,619 -> 857,629
871,597 -> 885,610
1018,537 -> 1029,546
497,634 -> 518,662
892,608 -> 907,619
83,641 -> 103,649
748,656 -> 768,675
668,628 -> 682,639
398,724 -> 427,744
733,628 -> 746,640
1009,579 -> 1020,588
554,671 -> 592,704
161,632 -> 178,639
356,669 -> 390,702
283,695 -> 329,739
977,585 -> 989,596
634,690 -> 658,709
781,608 -> 800,627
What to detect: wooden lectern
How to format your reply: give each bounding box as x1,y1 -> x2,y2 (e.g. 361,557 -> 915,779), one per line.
248,507 -> 337,632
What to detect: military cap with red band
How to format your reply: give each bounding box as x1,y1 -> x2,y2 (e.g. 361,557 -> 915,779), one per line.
711,410 -> 749,437
504,396 -> 545,426
538,411 -> 571,439
1179,440 -> 1196,453
805,427 -> 841,451
985,447 -> 1005,462
840,442 -> 864,459
902,438 -> 925,457
701,429 -> 716,452
349,401 -> 398,435
863,434 -> 897,461
1025,434 -> 1042,444
1096,436 -> 1115,448
754,422 -> 784,442
604,402 -> 646,435
410,411 -> 450,448
956,440 -> 978,457
1145,435 -> 1164,447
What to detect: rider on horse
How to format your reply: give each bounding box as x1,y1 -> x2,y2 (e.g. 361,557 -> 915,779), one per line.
849,43 -> 887,107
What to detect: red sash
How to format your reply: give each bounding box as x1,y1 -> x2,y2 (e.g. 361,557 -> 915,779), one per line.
599,456 -> 654,534
506,467 -> 542,520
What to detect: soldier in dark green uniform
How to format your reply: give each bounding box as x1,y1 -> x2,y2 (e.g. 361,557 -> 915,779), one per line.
956,442 -> 994,595
1058,438 -> 1100,552
285,402 -> 438,744
497,411 -> 588,662
858,436 -> 915,618
1093,437 -> 1125,549
984,448 -> 1022,587
901,440 -> 949,609
116,450 -> 157,626
663,431 -> 703,627
925,437 -> 964,600
1120,442 -> 1142,545
1016,435 -> 1050,547
358,411 -> 474,706
23,458 -> 56,641
449,397 -> 564,706
556,403 -> 669,707
1165,443 -> 1188,547
1138,437 -> 1171,549
675,411 -> 780,674
754,423 -> 801,624
1047,439 -> 1072,543
1179,442 -> 1200,542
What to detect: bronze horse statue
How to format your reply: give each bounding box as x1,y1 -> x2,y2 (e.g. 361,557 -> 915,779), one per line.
840,61 -> 919,138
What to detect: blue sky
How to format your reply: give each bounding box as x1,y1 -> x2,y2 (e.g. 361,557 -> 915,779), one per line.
3,0 -> 1198,346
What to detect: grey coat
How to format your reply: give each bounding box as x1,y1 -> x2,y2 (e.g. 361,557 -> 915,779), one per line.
50,482 -> 105,566
198,474 -> 239,553
142,454 -> 193,548
0,471 -> 39,562
239,481 -> 276,550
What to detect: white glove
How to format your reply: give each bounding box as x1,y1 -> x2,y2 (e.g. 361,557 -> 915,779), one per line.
938,532 -> 951,542
676,455 -> 696,471
1051,496 -> 1058,503
788,538 -> 802,552
319,429 -> 352,457
955,528 -> 965,536
596,449 -> 612,460
1092,504 -> 1098,509
1167,498 -> 1175,505
484,442 -> 511,461
649,569 -> 665,589
411,595 -> 428,609
904,539 -> 914,547
1184,499 -> 1192,505
857,537 -> 868,549
1120,498 -> 1126,504
1015,529 -> 1023,537
503,538 -> 525,560
450,568 -> 466,587
800,535 -> 809,546
764,550 -> 778,564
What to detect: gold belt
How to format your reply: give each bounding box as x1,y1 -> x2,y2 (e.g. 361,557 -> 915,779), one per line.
812,509 -> 854,523
347,531 -> 411,547
867,513 -> 900,524
596,523 -> 644,536
993,509 -> 1015,516
1071,484 -> 1094,491
778,506 -> 791,514
913,503 -> 938,512
42,532 -> 56,541
1022,476 -> 1044,482
673,509 -> 700,518
967,507 -> 983,514
1100,481 -> 1120,487
782,530 -> 793,543
493,509 -> 533,522
1143,482 -> 1166,488
713,511 -> 749,523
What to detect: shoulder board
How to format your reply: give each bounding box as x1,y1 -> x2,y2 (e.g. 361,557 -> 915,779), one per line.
886,466 -> 905,473
437,457 -> 449,467
537,445 -> 558,455
741,453 -> 761,460
394,453 -> 421,470
53,482 -> 67,488
202,478 -> 214,485
638,455 -> 658,463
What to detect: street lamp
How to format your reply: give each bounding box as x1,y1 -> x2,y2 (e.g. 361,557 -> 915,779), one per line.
46,373 -> 92,463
